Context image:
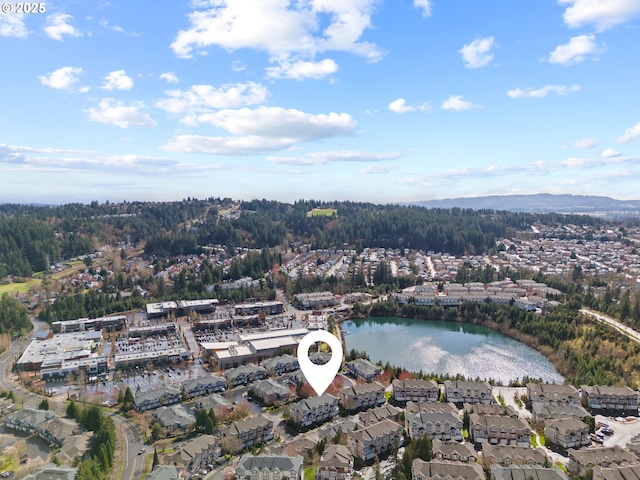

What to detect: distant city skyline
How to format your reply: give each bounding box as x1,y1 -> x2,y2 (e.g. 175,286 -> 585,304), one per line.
1,0 -> 640,204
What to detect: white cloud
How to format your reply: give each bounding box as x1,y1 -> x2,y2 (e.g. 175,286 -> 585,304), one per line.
160,72 -> 179,84
162,135 -> 291,155
87,99 -> 157,128
414,0 -> 432,17
441,95 -> 474,111
44,14 -> 83,41
507,84 -> 580,98
185,106 -> 357,142
361,164 -> 395,174
101,70 -> 134,90
602,148 -> 622,158
559,0 -> 640,31
459,37 -> 494,69
0,13 -> 27,37
388,98 -> 429,114
231,61 -> 247,72
170,0 -> 382,78
39,66 -> 85,90
268,150 -> 401,166
572,137 -> 598,149
549,35 -> 602,65
265,58 -> 338,80
155,82 -> 269,114
617,122 -> 640,143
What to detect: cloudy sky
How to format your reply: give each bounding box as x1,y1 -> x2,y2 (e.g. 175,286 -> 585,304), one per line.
1,0 -> 640,204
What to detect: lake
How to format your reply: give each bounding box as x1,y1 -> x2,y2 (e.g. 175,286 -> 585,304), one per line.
342,316 -> 564,384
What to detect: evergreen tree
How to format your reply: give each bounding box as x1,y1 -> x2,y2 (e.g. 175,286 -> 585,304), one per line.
153,449 -> 159,469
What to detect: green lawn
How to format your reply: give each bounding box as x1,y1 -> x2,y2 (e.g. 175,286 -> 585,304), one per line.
304,466 -> 317,480
530,434 -> 538,447
0,278 -> 41,295
307,208 -> 337,217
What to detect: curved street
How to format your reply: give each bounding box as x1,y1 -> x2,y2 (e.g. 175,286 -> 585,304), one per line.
580,307 -> 640,344
0,318 -> 146,480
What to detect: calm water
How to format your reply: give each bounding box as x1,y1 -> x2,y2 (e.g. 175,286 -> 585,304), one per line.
342,317 -> 563,384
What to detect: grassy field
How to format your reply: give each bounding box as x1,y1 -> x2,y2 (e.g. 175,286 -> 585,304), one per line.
0,278 -> 41,295
307,208 -> 337,217
304,466 -> 317,480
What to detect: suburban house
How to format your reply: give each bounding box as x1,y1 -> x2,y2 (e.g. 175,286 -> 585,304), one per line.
154,405 -> 196,433
224,364 -> 268,387
432,439 -> 477,463
289,393 -> 339,428
251,379 -> 292,405
339,382 -> 385,411
317,444 -> 354,480
444,380 -> 492,404
544,418 -> 590,449
531,403 -> 590,423
482,444 -> 548,468
490,465 -> 568,480
167,434 -> 221,474
526,383 -> 580,406
235,454 -> 304,480
220,414 -> 274,452
181,374 -> 226,399
345,359 -> 382,382
3,407 -> 56,434
359,404 -> 401,427
567,447 -> 640,475
412,459 -> 485,480
58,432 -> 92,466
392,379 -> 440,403
470,414 -> 531,446
581,385 -> 639,413
347,419 -> 404,461
260,354 -> 299,376
405,411 -> 463,441
134,385 -> 182,411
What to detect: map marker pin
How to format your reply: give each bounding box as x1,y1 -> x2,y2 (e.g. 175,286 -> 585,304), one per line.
297,330 -> 343,396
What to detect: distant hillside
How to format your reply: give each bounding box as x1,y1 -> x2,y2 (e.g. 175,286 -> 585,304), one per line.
411,194 -> 640,217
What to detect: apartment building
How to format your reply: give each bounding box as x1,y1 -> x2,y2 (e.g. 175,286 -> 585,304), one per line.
224,364 -> 267,387
346,359 -> 381,383
393,379 -> 440,403
251,379 -> 291,406
470,414 -> 531,446
168,435 -> 221,474
581,385 -> 639,413
531,403 -> 589,424
235,454 -> 303,480
347,419 -> 404,461
490,465 -> 568,480
317,444 -> 353,480
432,440 -> 477,463
412,459 -> 485,480
444,380 -> 492,404
568,447 -> 639,475
289,393 -> 339,428
260,354 -> 299,376
181,374 -> 227,399
359,404 -> 401,427
220,414 -> 274,452
405,411 -> 463,441
482,444 -> 548,468
340,382 -> 385,411
544,418 -> 590,449
134,385 -> 182,411
526,383 -> 580,406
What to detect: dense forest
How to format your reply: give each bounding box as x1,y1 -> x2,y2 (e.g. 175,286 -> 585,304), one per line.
0,198 -> 604,277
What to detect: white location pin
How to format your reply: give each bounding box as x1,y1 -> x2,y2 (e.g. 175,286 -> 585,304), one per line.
297,330 -> 343,396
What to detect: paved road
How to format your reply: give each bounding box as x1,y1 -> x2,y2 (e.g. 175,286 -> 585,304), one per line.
0,318 -> 146,480
580,308 -> 640,344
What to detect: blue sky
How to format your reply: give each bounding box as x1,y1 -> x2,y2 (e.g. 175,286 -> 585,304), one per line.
1,0 -> 640,204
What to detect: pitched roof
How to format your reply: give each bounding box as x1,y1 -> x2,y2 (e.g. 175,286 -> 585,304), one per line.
236,454 -> 303,473
320,444 -> 352,469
